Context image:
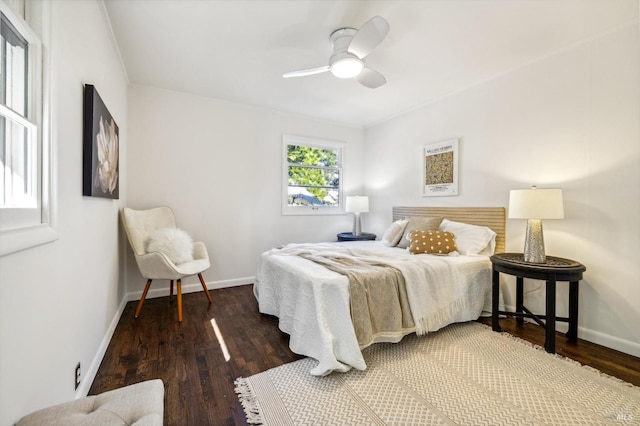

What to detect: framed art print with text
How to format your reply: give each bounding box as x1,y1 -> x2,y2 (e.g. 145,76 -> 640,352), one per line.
423,139 -> 458,197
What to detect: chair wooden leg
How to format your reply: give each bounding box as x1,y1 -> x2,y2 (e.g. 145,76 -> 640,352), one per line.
177,279 -> 183,322
198,273 -> 213,303
169,280 -> 174,302
135,279 -> 153,318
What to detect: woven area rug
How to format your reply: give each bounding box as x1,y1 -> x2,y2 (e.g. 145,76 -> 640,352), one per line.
235,322 -> 640,425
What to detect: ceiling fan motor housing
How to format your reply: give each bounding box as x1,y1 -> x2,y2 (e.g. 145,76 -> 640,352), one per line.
329,28 -> 363,78
329,28 -> 357,52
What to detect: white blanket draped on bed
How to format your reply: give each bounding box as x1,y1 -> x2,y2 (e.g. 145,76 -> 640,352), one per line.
254,241 -> 494,376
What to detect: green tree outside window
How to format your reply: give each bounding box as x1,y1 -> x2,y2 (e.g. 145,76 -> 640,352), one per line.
287,144 -> 340,206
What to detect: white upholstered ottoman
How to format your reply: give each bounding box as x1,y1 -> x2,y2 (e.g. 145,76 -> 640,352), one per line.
16,379 -> 164,426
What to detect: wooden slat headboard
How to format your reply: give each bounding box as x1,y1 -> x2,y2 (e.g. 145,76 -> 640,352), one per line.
392,206 -> 506,254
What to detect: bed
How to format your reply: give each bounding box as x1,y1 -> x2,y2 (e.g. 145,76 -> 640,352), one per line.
254,206 -> 506,375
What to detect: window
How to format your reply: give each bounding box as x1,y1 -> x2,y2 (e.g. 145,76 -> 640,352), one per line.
282,134 -> 344,215
0,1 -> 54,256
1,12 -> 36,208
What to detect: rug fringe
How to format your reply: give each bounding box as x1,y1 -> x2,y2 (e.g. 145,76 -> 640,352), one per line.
234,377 -> 264,425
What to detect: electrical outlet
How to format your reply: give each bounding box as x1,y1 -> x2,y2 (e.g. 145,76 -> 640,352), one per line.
75,362 -> 81,390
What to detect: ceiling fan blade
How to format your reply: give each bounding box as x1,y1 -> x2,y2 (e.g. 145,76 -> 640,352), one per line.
348,16 -> 390,59
282,66 -> 330,78
355,67 -> 386,89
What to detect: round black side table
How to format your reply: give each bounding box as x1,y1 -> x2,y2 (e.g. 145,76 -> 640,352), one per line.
490,253 -> 586,354
337,232 -> 377,242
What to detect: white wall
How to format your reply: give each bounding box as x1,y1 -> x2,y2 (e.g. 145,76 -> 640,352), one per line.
0,1 -> 128,424
126,85 -> 364,296
364,23 -> 640,356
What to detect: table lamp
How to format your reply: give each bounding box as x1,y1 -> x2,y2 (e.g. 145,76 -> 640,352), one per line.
508,186 -> 564,263
345,196 -> 369,236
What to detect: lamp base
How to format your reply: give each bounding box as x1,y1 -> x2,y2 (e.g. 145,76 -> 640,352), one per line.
524,219 -> 546,263
352,212 -> 362,236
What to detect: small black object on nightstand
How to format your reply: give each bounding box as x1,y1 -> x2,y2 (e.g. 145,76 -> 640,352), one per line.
337,232 -> 376,242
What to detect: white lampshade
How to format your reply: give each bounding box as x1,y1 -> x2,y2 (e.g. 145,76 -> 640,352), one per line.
509,187 -> 564,263
509,188 -> 564,219
345,196 -> 369,213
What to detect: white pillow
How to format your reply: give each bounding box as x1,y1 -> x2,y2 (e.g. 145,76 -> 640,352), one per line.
146,228 -> 194,265
381,219 -> 408,246
439,219 -> 496,256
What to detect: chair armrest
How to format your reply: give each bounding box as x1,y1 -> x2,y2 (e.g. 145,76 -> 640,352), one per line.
135,251 -> 185,280
193,241 -> 209,261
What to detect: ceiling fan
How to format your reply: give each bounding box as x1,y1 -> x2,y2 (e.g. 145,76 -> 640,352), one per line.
282,16 -> 390,89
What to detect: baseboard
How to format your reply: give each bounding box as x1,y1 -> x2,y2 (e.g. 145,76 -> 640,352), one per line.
75,296 -> 128,399
503,304 -> 640,358
127,276 -> 255,301
580,327 -> 640,358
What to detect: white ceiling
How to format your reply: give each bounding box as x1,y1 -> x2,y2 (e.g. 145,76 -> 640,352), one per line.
103,0 -> 638,128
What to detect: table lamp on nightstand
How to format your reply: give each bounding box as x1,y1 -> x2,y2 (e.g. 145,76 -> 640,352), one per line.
508,186 -> 564,263
345,196 -> 369,237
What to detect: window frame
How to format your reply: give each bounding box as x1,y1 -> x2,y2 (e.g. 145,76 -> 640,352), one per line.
281,134 -> 345,216
0,1 -> 55,256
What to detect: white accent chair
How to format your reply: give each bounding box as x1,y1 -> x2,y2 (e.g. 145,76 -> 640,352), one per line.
122,206 -> 212,322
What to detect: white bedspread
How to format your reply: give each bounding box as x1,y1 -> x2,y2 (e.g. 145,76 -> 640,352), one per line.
254,241 -> 494,375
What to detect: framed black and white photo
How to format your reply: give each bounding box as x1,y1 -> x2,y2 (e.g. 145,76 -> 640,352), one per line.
423,139 -> 459,197
83,84 -> 119,199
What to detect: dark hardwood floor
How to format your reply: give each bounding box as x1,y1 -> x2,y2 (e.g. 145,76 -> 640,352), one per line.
91,284 -> 640,425
90,285 -> 302,426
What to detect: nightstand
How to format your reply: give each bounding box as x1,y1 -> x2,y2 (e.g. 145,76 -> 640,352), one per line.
337,232 -> 377,242
491,253 -> 586,354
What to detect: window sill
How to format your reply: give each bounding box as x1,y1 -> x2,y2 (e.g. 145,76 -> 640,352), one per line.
281,206 -> 346,216
0,223 -> 57,256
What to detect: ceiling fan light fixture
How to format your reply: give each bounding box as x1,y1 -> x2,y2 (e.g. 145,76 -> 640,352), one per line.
330,55 -> 364,79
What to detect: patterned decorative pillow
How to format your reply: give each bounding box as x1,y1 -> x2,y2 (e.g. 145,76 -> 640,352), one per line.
397,216 -> 443,248
408,230 -> 457,255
